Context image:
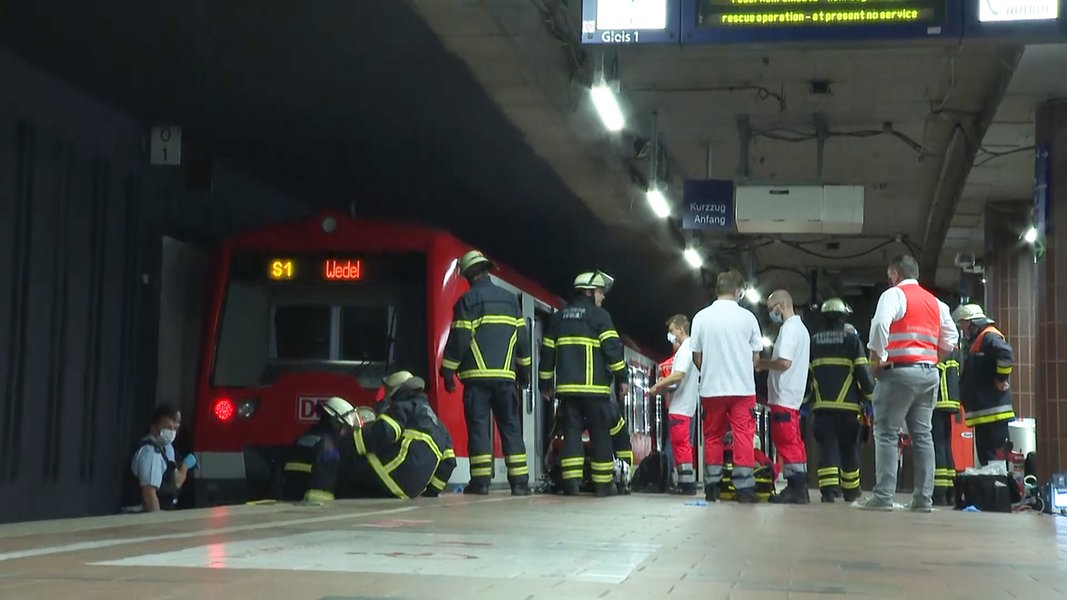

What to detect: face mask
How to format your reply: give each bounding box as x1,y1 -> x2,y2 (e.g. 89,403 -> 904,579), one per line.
769,310 -> 783,324
667,332 -> 678,344
158,428 -> 177,445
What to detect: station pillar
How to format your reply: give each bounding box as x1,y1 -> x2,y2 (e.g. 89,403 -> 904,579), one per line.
984,200 -> 1036,421
1032,99 -> 1067,477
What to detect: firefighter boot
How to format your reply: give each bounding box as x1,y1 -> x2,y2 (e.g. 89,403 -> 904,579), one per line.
771,474 -> 811,504
705,483 -> 720,502
735,488 -> 759,503
562,481 -> 580,496
594,482 -> 616,498
511,482 -> 532,496
842,489 -> 861,502
463,482 -> 490,495
821,489 -> 836,503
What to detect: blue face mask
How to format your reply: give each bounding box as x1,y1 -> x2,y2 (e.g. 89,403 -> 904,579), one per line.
667,332 -> 678,345
769,310 -> 783,324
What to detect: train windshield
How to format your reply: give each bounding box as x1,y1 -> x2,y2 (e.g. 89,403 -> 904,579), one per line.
210,251 -> 427,390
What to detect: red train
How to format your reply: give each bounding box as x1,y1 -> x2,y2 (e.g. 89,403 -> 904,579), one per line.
190,212 -> 661,504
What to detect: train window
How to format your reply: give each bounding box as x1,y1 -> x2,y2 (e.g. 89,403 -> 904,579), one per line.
339,306 -> 390,362
274,304 -> 332,360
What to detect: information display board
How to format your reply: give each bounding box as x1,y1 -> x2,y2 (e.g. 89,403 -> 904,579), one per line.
581,0 -> 682,44
962,0 -> 1064,40
681,0 -> 961,42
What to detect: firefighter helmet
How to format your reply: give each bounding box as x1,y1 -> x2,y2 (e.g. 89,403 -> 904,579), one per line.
355,406 -> 376,427
952,303 -> 988,323
573,270 -> 615,293
319,396 -> 357,428
381,370 -> 427,400
820,297 -> 852,315
458,250 -> 493,277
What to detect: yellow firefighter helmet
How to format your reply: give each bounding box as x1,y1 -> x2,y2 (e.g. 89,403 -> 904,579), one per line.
320,396 -> 357,428
952,303 -> 988,323
458,250 -> 493,277
820,297 -> 852,315
381,370 -> 427,400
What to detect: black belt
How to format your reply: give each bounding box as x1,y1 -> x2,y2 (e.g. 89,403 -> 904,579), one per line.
882,362 -> 935,370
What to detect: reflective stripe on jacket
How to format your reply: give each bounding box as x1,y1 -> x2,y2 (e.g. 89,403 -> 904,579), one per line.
808,328 -> 875,412
960,323 -> 1015,426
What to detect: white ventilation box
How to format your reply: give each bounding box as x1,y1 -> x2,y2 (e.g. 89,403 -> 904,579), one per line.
735,185 -> 864,234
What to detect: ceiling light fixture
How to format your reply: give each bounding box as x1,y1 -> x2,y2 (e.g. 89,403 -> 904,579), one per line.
683,247 -> 703,269
646,187 -> 670,218
590,82 -> 625,132
745,287 -> 762,304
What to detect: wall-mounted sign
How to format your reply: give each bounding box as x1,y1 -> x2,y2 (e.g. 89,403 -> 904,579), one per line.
979,0 -> 1058,22
682,179 -> 735,231
581,0 -> 680,44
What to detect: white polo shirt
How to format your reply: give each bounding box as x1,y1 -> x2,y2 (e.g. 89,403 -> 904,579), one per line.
690,299 -> 763,398
667,337 -> 698,417
768,314 -> 810,410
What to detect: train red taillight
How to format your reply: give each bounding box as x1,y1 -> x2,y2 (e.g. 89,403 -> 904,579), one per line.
213,397 -> 236,422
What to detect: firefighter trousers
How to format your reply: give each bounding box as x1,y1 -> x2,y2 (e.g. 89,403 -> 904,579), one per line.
463,381 -> 529,488
559,394 -> 614,491
608,401 -> 633,471
973,419 -> 1010,467
813,409 -> 861,495
931,410 -> 957,496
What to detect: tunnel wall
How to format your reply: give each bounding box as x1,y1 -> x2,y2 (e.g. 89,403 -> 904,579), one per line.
0,48 -> 309,522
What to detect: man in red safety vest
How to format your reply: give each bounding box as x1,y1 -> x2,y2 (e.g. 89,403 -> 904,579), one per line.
853,255 -> 958,513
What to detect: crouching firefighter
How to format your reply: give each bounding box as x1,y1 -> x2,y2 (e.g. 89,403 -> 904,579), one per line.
540,270 -> 630,497
349,371 -> 457,499
809,298 -> 875,503
281,396 -> 359,502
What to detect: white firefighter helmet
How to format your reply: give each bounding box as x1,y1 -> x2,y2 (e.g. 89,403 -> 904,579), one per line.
821,297 -> 852,315
320,396 -> 357,428
573,270 -> 615,293
952,303 -> 989,323
355,406 -> 376,427
381,370 -> 426,400
458,250 -> 493,278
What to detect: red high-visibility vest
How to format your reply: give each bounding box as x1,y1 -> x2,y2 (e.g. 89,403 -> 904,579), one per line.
885,282 -> 940,365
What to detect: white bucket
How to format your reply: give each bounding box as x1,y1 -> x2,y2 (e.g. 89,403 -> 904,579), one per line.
1008,418 -> 1037,456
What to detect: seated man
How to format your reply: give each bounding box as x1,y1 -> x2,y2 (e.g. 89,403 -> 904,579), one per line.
351,371 -> 456,498
280,396 -> 359,502
121,403 -> 194,512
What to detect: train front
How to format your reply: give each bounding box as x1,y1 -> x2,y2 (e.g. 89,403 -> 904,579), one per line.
190,217 -> 430,505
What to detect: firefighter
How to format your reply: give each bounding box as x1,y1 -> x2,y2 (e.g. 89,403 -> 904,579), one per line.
281,396 -> 358,503
439,250 -> 532,496
952,304 -> 1016,466
809,298 -> 875,503
348,371 -> 457,499
539,270 -> 630,497
933,345 -> 961,505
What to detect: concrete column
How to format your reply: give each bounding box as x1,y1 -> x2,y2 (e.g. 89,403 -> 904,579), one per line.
983,200 -> 1036,419
1034,99 -> 1067,477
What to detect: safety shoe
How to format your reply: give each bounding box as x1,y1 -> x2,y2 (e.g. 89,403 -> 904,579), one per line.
905,501 -> 933,513
594,483 -> 616,498
705,484 -> 720,502
511,484 -> 532,497
562,481 -> 581,496
851,496 -> 893,512
422,489 -> 440,498
842,489 -> 861,502
771,476 -> 811,504
821,490 -> 836,503
677,483 -> 698,496
463,483 -> 490,495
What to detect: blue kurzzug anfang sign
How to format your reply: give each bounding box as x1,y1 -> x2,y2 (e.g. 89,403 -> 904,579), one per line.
682,179 -> 736,231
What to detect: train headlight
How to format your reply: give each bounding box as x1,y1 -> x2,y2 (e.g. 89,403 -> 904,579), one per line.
237,398 -> 260,419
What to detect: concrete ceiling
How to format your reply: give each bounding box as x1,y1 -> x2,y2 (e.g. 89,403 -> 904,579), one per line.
413,0 -> 1057,307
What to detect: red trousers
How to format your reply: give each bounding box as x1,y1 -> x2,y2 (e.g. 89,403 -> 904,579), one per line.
702,395 -> 756,469
668,414 -> 693,466
770,405 -> 808,476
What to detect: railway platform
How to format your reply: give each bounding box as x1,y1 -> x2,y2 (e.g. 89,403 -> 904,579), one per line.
0,493 -> 1062,599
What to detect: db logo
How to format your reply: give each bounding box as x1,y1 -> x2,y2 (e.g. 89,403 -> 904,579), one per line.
297,396 -> 331,421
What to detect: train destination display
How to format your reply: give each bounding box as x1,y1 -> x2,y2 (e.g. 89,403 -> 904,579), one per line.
696,0 -> 948,31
